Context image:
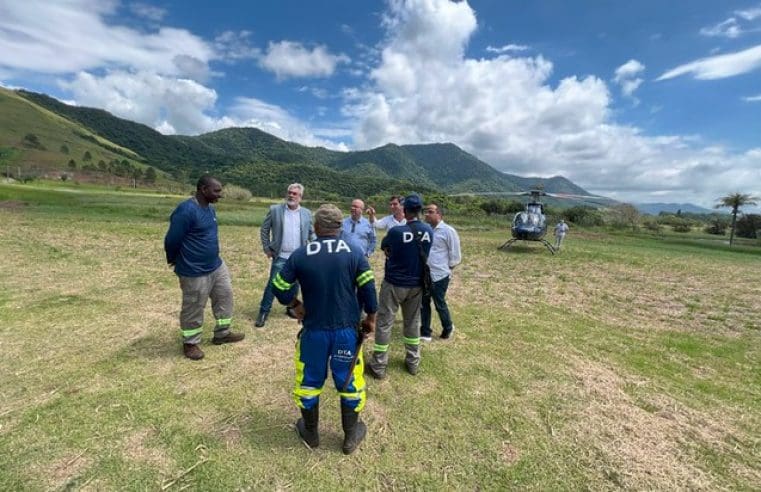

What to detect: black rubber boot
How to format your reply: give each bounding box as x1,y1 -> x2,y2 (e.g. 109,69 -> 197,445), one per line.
295,405 -> 319,448
341,404 -> 367,455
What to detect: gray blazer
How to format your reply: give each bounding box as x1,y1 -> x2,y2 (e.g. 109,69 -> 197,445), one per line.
260,203 -> 315,255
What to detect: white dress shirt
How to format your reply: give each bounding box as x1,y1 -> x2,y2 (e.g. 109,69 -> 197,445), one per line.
279,207 -> 301,259
374,214 -> 406,230
427,220 -> 461,282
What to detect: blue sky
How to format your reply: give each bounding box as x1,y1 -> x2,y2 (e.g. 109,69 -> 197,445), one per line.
1,0 -> 760,208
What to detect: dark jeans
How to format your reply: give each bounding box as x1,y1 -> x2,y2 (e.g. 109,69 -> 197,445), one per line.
420,275 -> 452,337
259,256 -> 299,314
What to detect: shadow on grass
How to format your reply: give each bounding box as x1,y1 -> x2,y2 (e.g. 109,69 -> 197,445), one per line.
119,332 -> 180,361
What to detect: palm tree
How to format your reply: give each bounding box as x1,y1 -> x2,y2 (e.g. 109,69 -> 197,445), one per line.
715,192 -> 758,247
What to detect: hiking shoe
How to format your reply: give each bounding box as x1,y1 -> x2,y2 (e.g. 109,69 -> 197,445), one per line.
440,325 -> 455,340
420,335 -> 432,342
183,343 -> 204,360
365,364 -> 386,380
254,311 -> 268,328
212,332 -> 245,345
405,364 -> 419,376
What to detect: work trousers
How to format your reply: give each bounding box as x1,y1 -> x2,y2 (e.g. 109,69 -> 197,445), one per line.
368,280 -> 422,375
420,275 -> 452,337
178,261 -> 233,344
294,327 -> 366,412
555,234 -> 566,249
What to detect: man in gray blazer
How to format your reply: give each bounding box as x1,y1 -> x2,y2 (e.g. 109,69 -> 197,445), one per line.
256,183 -> 315,327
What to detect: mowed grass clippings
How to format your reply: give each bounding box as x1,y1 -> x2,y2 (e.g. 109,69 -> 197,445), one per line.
0,182 -> 760,490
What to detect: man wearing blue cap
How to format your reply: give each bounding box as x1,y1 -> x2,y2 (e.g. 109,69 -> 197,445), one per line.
367,194 -> 433,378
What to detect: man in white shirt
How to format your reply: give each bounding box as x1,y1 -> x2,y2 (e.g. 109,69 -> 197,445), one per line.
256,183 -> 315,327
554,219 -> 569,250
420,203 -> 461,340
367,195 -> 406,231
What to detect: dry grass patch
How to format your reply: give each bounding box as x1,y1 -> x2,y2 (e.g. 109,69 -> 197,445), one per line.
565,355 -> 759,489
122,428 -> 174,471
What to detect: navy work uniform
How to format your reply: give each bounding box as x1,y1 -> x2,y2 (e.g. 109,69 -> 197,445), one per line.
272,234 -> 377,451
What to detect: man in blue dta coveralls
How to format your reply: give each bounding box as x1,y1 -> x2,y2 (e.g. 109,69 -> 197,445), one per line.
272,204 -> 378,454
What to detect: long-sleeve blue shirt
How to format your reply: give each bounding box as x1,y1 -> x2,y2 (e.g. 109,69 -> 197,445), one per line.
340,216 -> 376,256
272,236 -> 378,330
381,219 -> 433,287
164,197 -> 222,277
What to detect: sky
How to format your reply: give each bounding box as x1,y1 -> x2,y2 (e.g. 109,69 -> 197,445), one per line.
1,0 -> 760,208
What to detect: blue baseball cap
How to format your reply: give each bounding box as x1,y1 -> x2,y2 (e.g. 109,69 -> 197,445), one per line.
403,194 -> 423,212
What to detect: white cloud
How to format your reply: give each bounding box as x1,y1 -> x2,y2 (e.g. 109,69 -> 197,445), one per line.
343,0 -> 761,207
0,0 -> 214,80
700,18 -> 743,38
736,6 -> 761,21
657,44 -> 761,80
613,59 -> 645,98
486,44 -> 529,54
228,97 -> 349,150
59,70 -> 221,135
259,41 -> 350,79
57,69 -> 348,150
214,31 -> 261,62
700,5 -> 761,38
743,94 -> 761,102
129,2 -> 167,22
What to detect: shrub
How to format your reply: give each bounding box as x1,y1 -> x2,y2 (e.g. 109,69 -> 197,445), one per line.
223,184 -> 252,202
672,220 -> 692,233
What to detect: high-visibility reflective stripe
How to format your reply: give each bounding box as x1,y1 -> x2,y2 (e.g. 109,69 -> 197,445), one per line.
272,273 -> 293,291
373,343 -> 389,353
339,391 -> 364,400
181,327 -> 203,337
295,387 -> 322,398
356,270 -> 374,287
216,318 -> 232,326
404,336 -> 420,345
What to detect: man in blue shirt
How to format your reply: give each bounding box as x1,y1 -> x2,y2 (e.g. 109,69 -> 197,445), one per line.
367,194 -> 433,379
340,198 -> 376,257
164,176 -> 245,360
272,204 -> 378,455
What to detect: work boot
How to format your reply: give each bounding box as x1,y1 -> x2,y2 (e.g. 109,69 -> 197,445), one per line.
340,404 -> 367,455
183,343 -> 204,360
285,306 -> 299,319
254,311 -> 268,328
212,332 -> 245,345
295,405 -> 319,448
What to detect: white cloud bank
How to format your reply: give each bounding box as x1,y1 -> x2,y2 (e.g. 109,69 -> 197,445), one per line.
345,0 -> 760,206
0,0 -> 347,149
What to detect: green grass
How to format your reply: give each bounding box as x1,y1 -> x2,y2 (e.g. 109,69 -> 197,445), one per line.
1,182 -> 760,490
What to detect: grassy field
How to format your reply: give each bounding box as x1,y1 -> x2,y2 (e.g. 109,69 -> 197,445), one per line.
1,182 -> 760,490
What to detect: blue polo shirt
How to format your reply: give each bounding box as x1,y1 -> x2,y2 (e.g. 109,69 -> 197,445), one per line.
340,216 -> 376,256
164,197 -> 222,277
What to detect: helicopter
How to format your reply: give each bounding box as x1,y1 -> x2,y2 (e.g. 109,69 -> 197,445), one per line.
498,190 -> 558,253
454,189 -> 605,254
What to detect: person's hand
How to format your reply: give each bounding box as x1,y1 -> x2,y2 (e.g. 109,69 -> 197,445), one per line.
265,249 -> 275,258
366,206 -> 376,221
288,299 -> 305,321
360,313 -> 376,336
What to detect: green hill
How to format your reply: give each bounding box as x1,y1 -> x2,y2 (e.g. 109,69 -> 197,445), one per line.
11,88 -> 603,199
0,87 -> 164,185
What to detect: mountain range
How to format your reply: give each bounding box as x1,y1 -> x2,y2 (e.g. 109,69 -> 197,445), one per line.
3,87 -> 604,202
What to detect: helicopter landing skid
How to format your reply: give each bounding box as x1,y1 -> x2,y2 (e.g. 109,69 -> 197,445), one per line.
498,238 -> 557,255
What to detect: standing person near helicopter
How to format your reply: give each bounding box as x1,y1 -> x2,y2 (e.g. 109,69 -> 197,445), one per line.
554,219 -> 569,250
